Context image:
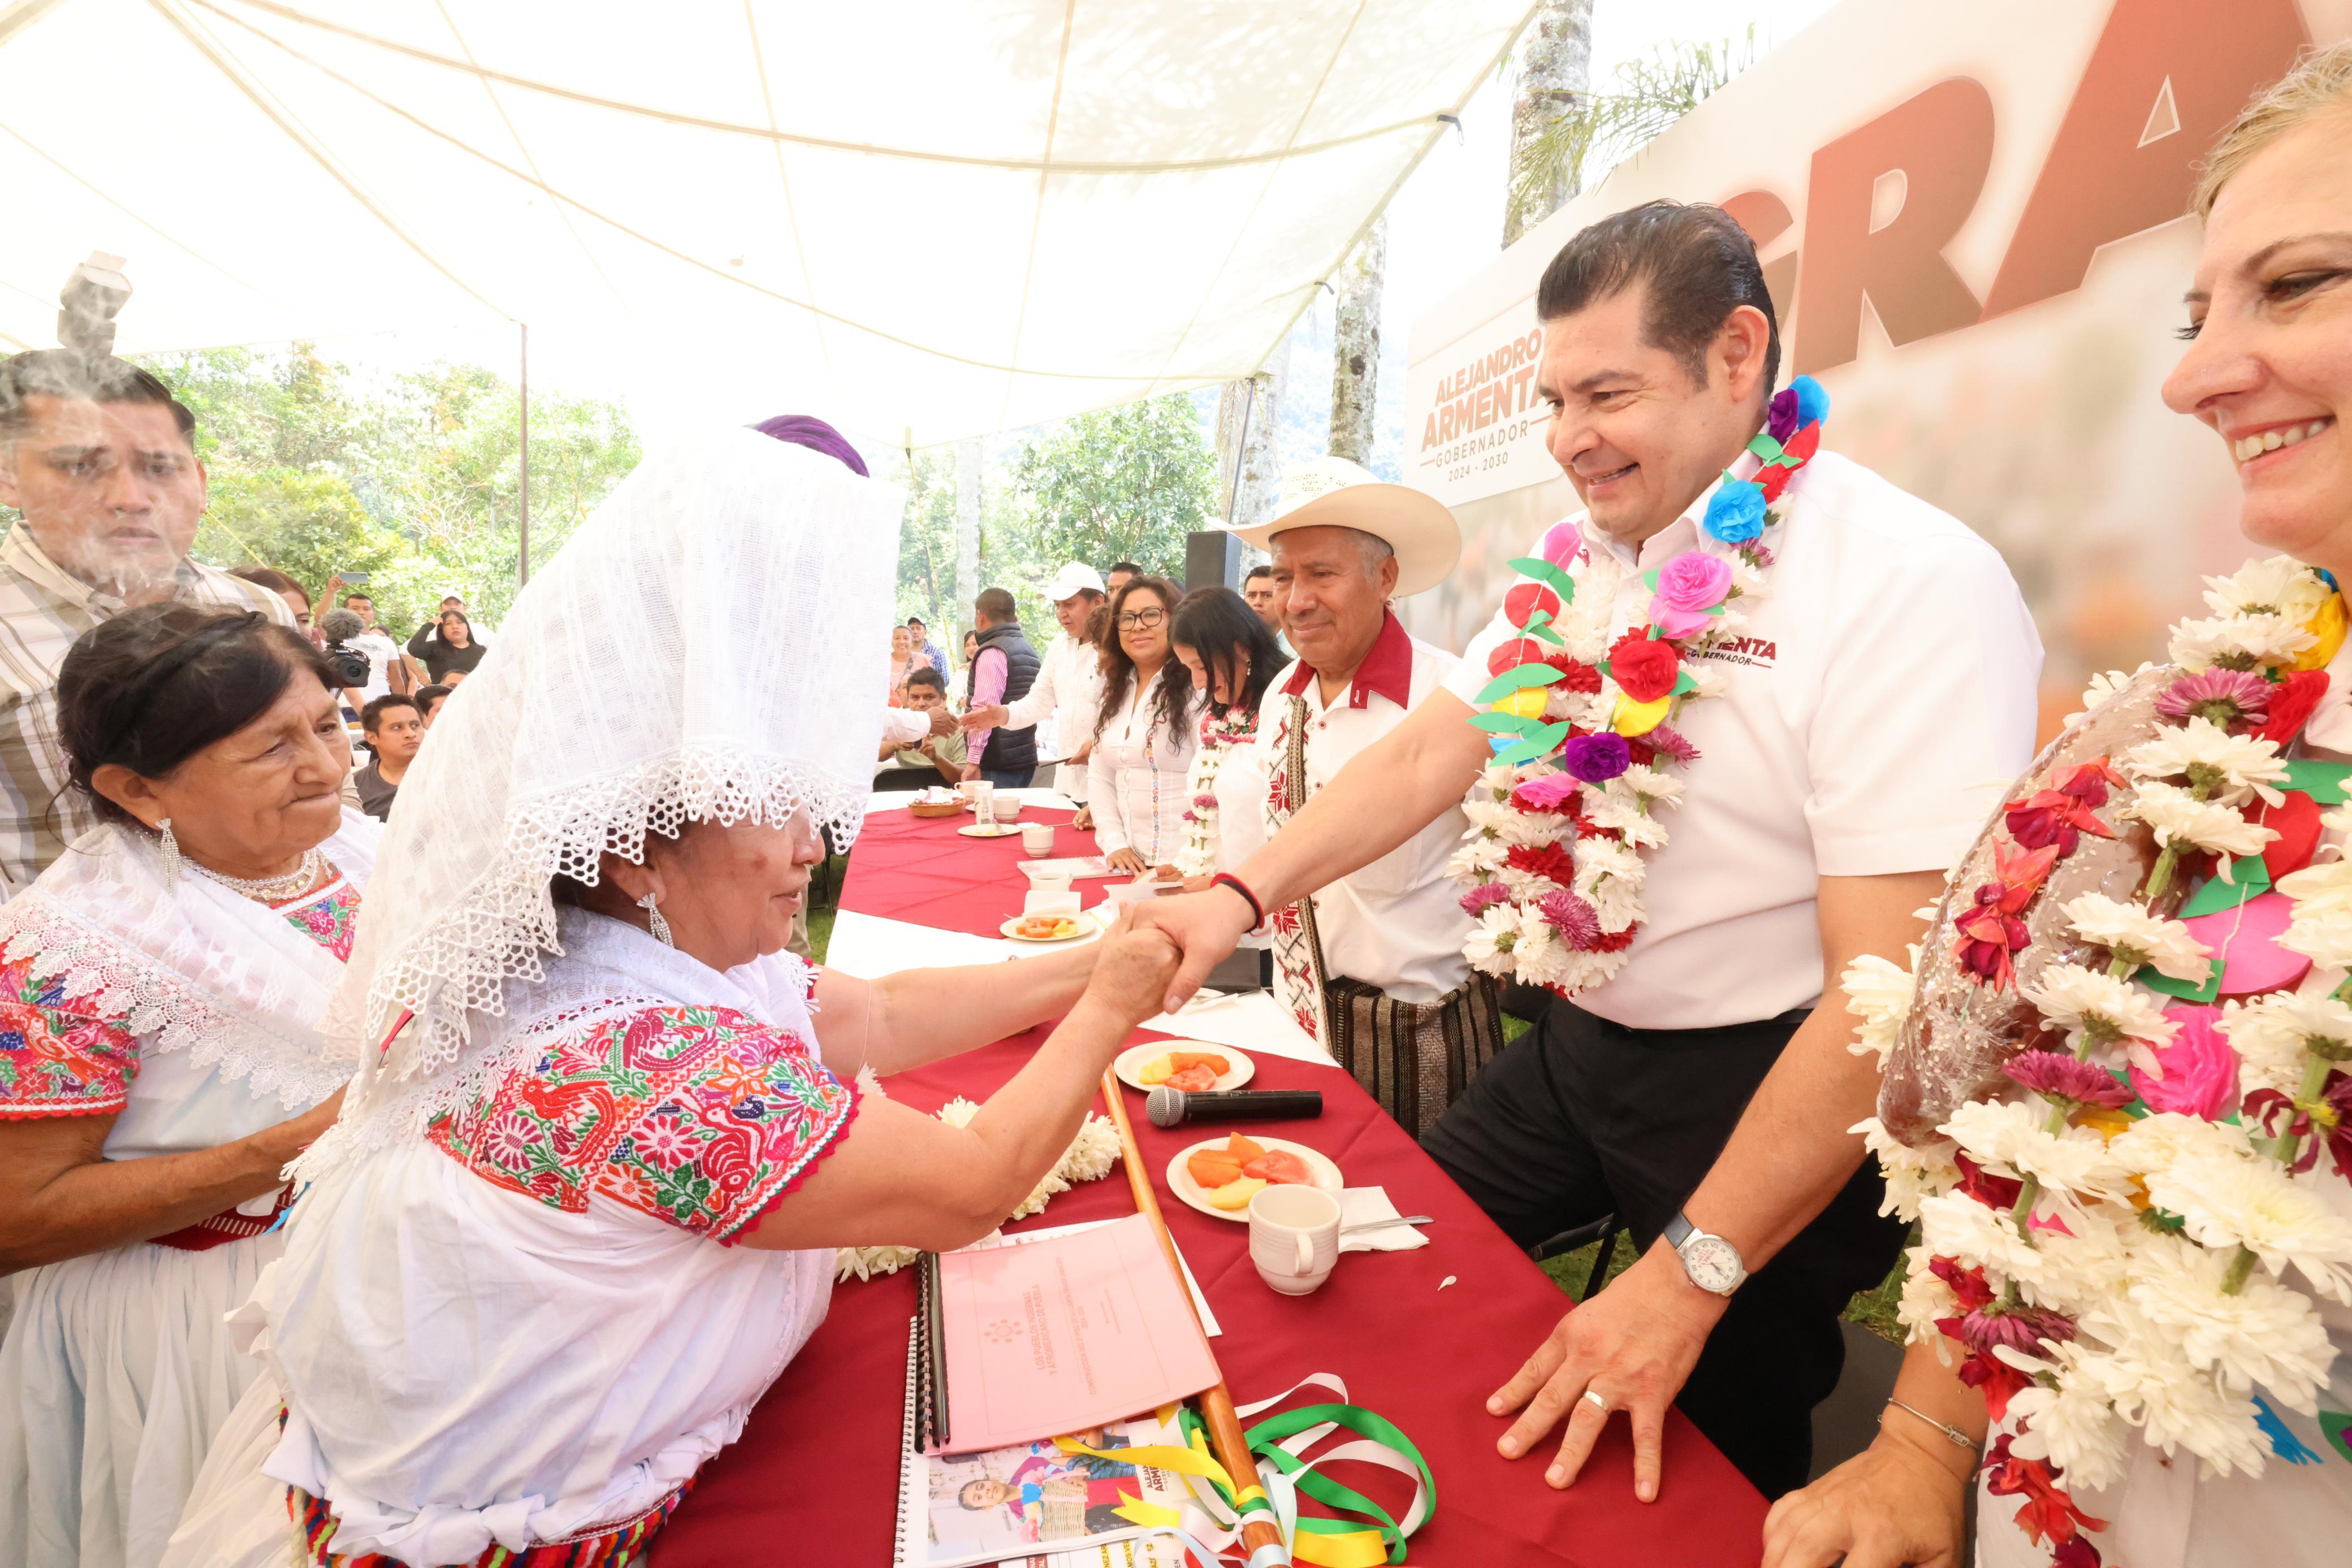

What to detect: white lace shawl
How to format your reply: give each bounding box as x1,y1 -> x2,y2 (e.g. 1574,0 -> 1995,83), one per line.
300,429 -> 900,1176
0,812 -> 379,1109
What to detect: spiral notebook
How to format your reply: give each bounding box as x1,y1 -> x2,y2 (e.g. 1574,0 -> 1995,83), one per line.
910,1214 -> 1218,1456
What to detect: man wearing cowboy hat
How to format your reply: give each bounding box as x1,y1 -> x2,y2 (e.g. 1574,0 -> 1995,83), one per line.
961,561 -> 1108,801
1231,456 -> 1503,1139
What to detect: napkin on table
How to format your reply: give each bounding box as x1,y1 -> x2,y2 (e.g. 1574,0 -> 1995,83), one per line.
1338,1186 -> 1427,1253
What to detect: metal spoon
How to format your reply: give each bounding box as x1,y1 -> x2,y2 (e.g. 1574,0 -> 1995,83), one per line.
1340,1215 -> 1432,1235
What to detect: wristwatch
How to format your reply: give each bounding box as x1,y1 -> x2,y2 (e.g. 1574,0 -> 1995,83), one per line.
1663,1211 -> 1746,1296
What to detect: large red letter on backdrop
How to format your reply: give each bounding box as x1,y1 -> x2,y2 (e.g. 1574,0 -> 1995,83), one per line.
1982,0 -> 2310,318
1793,77 -> 1995,375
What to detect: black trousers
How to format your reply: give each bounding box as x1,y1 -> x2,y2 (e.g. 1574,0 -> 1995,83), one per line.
1422,999 -> 1906,1498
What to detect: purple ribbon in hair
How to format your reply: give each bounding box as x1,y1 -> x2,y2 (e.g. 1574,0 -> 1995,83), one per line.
749,414 -> 869,477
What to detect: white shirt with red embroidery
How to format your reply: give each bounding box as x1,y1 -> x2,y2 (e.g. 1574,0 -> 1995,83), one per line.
1259,608 -> 1472,1006
1443,451 -> 2043,1030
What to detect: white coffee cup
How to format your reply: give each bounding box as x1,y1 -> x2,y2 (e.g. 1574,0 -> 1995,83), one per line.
1247,1184 -> 1341,1296
955,779 -> 982,803
1029,869 -> 1072,894
1021,822 -> 1054,857
995,798 -> 1024,822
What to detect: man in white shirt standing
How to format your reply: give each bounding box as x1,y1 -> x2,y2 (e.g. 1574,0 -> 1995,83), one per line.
1138,201 -> 2040,1502
960,561 -> 1107,801
1230,459 -> 1499,1137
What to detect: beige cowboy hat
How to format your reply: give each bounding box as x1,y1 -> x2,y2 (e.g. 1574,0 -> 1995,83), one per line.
1225,457 -> 1460,597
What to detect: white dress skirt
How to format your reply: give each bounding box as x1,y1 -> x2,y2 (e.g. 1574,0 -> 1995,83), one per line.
1086,683 -> 1196,867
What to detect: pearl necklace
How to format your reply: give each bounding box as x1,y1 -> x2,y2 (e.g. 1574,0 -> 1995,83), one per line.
190,847 -> 328,905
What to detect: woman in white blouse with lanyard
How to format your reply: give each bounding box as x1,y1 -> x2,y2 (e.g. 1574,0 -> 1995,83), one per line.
1087,575 -> 1196,874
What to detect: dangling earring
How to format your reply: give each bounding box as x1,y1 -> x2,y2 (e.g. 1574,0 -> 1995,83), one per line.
638,891 -> 674,948
156,817 -> 182,885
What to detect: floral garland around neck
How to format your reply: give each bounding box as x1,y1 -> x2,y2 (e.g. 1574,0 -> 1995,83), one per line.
1175,707 -> 1259,879
1449,375 -> 1827,996
1843,555 -> 2352,1568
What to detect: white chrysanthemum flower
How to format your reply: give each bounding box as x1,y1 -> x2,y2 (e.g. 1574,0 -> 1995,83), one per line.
1573,838 -> 1645,930
1553,946 -> 1629,995
2124,781 -> 2277,863
2280,914 -> 2352,971
2144,1145 -> 2352,1303
2221,993 -> 2352,1098
2060,894 -> 2213,983
1463,904 -> 1523,977
2169,610 -> 2317,673
1730,560 -> 1771,603
2201,556 -> 2331,622
2083,1325 -> 2271,1476
1611,765 -> 1685,812
2277,856 -> 2352,919
2109,1112 -> 2256,1173
1917,1190 -> 2053,1290
1841,954 -> 1917,1064
1895,1251 -> 1958,1348
2123,1234 -> 2337,1410
1852,1115 -> 1957,1221
2123,718 -> 2289,807
1997,1341 -> 2132,1493
1581,791 -> 1667,850
1055,1114 -> 1122,1184
2077,662 -> 2161,718
1942,1099 -> 2137,1205
2026,1205 -> 2137,1307
2022,961 -> 2178,1051
1463,796 -> 1566,849
837,1244 -> 922,1282
1684,662 -> 1731,700
1445,839 -> 1508,882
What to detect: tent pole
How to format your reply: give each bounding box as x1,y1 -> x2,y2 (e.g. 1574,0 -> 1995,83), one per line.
517,322 -> 531,588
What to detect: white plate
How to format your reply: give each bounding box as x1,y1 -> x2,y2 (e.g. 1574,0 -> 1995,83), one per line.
1165,1135 -> 1342,1223
998,912 -> 1100,945
1112,1041 -> 1255,1094
957,824 -> 1021,838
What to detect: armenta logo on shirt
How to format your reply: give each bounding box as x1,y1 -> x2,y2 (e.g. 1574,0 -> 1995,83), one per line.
1689,635 -> 1777,669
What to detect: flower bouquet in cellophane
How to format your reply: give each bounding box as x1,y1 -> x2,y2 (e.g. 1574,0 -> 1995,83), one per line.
1849,557 -> 2352,1566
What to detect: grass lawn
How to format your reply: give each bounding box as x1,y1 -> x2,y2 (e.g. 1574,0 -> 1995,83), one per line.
815,870 -> 1910,1341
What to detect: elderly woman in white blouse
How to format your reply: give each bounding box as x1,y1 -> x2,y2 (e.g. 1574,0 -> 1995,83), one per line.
1087,576 -> 1197,875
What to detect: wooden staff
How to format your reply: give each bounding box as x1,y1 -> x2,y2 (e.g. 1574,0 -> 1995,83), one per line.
1100,1065 -> 1288,1563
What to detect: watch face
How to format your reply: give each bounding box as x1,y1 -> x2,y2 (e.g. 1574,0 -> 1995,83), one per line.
1681,1234 -> 1743,1294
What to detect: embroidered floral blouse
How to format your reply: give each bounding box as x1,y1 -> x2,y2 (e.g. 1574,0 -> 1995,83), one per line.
0,872 -> 361,1118
426,1002 -> 858,1243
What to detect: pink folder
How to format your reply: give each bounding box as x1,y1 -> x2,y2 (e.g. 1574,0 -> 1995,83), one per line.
932,1213 -> 1218,1453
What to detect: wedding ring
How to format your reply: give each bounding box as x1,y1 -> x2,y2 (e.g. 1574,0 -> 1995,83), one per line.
1581,1389 -> 1609,1414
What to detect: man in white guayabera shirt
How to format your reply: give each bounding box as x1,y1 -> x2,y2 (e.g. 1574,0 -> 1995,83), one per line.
1135,201 -> 2040,1504
961,561 -> 1108,801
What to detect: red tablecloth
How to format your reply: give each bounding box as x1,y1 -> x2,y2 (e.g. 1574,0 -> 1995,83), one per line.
658,1057 -> 1769,1565
841,804 -> 1098,938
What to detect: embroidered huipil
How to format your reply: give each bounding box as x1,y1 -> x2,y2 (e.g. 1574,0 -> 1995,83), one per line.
241,913 -> 857,1568
1087,683 -> 1195,865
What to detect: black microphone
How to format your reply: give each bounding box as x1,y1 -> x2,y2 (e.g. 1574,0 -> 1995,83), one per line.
1144,1086 -> 1323,1128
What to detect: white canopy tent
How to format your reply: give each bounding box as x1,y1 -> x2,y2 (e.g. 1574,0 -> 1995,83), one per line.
0,0 -> 1534,449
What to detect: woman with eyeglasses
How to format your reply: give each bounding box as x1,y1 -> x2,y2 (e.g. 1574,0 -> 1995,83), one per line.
1087,576 -> 1196,876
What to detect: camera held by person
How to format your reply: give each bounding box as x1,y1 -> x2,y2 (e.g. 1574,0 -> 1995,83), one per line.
315,607 -> 373,689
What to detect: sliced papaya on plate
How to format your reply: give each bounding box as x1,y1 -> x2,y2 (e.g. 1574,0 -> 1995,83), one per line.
1242,1150 -> 1313,1186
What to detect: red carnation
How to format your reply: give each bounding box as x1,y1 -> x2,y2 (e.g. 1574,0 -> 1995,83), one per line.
2257,668 -> 2330,746
1503,842 -> 1578,884
1547,656 -> 1603,692
1607,629 -> 1681,703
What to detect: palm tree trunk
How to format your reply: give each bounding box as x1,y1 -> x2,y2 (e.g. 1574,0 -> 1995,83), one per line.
1504,0 -> 1595,248
1329,218 -> 1385,466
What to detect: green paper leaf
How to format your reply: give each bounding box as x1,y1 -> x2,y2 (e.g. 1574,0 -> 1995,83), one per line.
1670,670 -> 1698,696
1704,602 -> 1727,616
2285,760 -> 2352,805
1746,432 -> 1785,465
2137,959 -> 2223,1006
1517,609 -> 1567,647
1469,712 -> 1539,735
1494,721 -> 1571,767
1506,556 -> 1577,601
2178,855 -> 2273,918
1641,569 -> 1659,592
1648,623 -> 1665,640
1472,664 -> 1564,705
2319,1410 -> 2352,1465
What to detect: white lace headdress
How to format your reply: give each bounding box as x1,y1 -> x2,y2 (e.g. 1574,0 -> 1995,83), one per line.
299,427 -> 901,1171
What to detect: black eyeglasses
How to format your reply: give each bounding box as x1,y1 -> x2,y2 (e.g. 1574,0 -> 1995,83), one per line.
1117,607 -> 1165,630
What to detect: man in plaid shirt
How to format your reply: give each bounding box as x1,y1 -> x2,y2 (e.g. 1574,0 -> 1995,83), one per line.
0,352 -> 292,895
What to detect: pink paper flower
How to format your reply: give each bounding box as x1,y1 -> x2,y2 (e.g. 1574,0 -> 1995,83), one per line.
2128,1006 -> 2239,1119
1649,552 -> 1736,639
1511,770 -> 1583,811
1537,519 -> 1584,567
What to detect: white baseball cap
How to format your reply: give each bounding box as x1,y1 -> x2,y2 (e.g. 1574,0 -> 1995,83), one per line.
1046,562 -> 1108,601
1225,457 -> 1461,597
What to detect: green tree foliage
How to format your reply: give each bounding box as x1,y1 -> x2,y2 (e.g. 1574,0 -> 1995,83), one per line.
1008,393 -> 1217,592
131,345 -> 637,630
1506,31 -> 1756,233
